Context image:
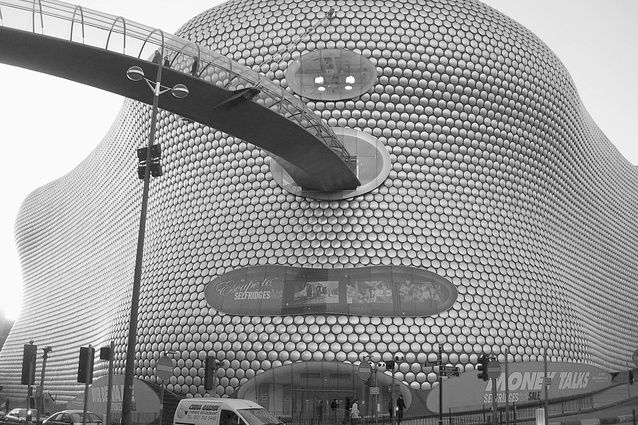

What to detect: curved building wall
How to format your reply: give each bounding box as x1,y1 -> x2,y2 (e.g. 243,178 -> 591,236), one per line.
1,0 -> 638,405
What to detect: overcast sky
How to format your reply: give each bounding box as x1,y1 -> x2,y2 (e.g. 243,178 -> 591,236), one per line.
1,0 -> 637,321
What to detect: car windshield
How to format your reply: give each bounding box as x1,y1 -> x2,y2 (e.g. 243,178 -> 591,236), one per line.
238,408 -> 282,425
10,409 -> 36,418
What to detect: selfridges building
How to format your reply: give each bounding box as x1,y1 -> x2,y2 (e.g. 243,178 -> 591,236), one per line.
1,0 -> 637,418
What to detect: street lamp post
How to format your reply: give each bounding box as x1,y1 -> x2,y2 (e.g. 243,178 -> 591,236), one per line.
157,351 -> 176,425
121,53 -> 188,425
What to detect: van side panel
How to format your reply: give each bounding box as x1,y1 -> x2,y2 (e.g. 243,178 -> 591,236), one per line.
173,399 -> 279,425
174,402 -> 220,425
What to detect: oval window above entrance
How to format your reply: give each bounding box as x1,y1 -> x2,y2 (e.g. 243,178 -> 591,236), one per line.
285,49 -> 377,100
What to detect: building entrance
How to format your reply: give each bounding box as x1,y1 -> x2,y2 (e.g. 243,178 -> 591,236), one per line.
237,361 -> 406,422
292,389 -> 354,425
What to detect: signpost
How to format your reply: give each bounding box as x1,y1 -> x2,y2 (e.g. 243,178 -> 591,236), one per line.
439,366 -> 460,377
358,362 -> 372,380
358,361 -> 372,425
156,356 -> 174,381
487,359 -> 501,425
487,360 -> 501,379
99,343 -> 114,425
156,355 -> 175,425
423,348 -> 462,425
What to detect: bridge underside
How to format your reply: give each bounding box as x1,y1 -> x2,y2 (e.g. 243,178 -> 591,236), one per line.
0,27 -> 360,191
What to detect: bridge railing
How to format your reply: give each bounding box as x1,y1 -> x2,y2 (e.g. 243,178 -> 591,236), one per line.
0,0 -> 357,172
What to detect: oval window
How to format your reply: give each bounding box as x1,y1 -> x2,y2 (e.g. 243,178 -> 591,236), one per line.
270,127 -> 391,200
285,49 -> 377,100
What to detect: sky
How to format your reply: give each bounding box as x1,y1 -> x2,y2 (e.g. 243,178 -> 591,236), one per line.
1,0 -> 637,321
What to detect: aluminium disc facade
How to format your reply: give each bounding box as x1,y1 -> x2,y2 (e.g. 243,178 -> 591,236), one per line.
1,0 -> 638,412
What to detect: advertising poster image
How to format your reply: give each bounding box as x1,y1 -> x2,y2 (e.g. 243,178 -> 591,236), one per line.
293,280 -> 340,305
346,280 -> 393,304
397,279 -> 447,316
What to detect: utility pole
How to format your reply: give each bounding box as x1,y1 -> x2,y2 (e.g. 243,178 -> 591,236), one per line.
107,342 -> 114,425
544,347 -> 549,425
438,348 -> 443,425
505,348 -> 509,425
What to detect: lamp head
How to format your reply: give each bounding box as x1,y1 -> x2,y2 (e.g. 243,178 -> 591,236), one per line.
171,84 -> 189,99
126,66 -> 145,82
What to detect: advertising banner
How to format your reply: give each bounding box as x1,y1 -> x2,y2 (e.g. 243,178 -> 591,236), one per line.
204,265 -> 458,317
175,402 -> 220,423
67,375 -> 160,416
426,362 -> 611,411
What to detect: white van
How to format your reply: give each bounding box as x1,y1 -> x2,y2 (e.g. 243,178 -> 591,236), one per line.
173,399 -> 283,425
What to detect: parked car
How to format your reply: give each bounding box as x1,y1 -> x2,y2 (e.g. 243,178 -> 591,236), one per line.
42,411 -> 102,425
5,409 -> 38,423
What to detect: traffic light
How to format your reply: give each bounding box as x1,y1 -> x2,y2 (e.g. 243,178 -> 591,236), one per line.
21,343 -> 37,385
477,355 -> 489,381
137,144 -> 162,179
385,360 -> 395,370
205,356 -> 222,390
629,370 -> 634,385
77,346 -> 95,383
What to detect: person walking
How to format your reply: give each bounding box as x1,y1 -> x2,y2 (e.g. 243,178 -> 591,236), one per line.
350,399 -> 360,424
331,399 -> 339,425
396,395 -> 405,425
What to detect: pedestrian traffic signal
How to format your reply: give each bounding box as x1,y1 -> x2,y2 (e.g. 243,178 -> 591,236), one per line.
204,355 -> 220,390
477,355 -> 489,381
629,370 -> 634,385
385,360 -> 395,370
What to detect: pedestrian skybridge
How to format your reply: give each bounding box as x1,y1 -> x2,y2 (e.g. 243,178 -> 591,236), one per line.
0,0 -> 361,191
